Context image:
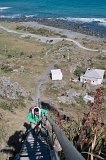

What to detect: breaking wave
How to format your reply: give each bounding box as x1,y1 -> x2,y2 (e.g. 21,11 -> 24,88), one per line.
0,7 -> 12,10
0,14 -> 21,19
25,14 -> 38,18
0,14 -> 37,19
56,17 -> 106,27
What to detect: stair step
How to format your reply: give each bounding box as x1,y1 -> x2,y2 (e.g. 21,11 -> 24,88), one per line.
19,130 -> 52,160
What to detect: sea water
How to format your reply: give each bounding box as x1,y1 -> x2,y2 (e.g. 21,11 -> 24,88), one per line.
0,0 -> 106,36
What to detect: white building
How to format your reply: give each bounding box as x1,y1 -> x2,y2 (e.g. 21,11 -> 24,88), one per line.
50,69 -> 63,80
80,68 -> 105,85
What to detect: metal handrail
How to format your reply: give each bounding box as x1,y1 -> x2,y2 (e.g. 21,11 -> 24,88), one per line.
47,116 -> 85,160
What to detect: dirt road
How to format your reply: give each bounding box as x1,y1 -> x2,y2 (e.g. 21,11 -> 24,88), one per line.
0,24 -> 105,52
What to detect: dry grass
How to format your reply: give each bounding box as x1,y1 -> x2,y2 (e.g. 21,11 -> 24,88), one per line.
0,21 -> 18,30
0,22 -> 63,38
0,31 -> 47,53
78,38 -> 106,50
0,29 -> 50,96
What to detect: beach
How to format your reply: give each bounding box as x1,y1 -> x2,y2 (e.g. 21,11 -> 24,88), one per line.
21,20 -> 106,41
0,0 -> 106,38
34,18 -> 106,38
0,17 -> 106,39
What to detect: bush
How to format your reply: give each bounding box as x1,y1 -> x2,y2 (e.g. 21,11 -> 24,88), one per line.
20,52 -> 24,56
74,67 -> 85,77
27,55 -> 33,58
7,54 -> 12,58
18,96 -> 26,107
54,64 -> 59,69
0,99 -> 25,111
0,102 -> 13,111
16,25 -> 26,30
75,96 -> 85,107
1,65 -> 13,72
61,35 -> 67,38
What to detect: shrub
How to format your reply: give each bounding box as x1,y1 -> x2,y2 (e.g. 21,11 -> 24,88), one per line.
54,64 -> 59,69
75,96 -> 85,107
61,35 -> 67,38
18,96 -> 26,107
0,99 -> 25,111
0,102 -> 13,111
16,25 -> 26,30
1,65 -> 13,72
20,52 -> 24,56
7,54 -> 12,58
27,55 -> 33,58
74,67 -> 85,77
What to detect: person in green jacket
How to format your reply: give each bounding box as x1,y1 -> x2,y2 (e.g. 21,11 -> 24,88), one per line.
27,106 -> 48,134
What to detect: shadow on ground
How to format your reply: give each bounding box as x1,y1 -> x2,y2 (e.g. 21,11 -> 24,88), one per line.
0,122 -> 30,160
41,101 -> 52,110
41,101 -> 70,121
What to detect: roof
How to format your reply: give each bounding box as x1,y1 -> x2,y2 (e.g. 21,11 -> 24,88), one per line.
83,68 -> 105,79
51,69 -> 62,74
83,95 -> 94,102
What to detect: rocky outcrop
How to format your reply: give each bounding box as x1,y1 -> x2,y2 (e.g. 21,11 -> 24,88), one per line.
58,89 -> 80,104
0,76 -> 30,100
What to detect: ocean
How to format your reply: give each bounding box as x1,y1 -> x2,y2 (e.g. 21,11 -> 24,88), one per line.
0,0 -> 106,37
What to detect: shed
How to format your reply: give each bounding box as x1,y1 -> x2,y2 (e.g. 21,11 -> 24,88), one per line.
83,95 -> 94,103
50,69 -> 63,80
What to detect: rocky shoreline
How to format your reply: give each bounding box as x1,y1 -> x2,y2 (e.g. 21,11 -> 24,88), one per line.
35,18 -> 106,38
0,17 -> 106,38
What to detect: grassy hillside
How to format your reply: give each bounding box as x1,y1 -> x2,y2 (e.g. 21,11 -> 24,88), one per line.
0,22 -> 106,159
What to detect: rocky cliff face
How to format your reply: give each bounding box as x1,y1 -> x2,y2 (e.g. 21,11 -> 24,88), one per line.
0,76 -> 30,100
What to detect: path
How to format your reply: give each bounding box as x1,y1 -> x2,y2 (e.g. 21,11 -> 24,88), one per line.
0,24 -> 105,52
34,63 -> 54,106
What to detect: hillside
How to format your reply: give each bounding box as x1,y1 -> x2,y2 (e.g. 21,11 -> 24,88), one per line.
0,22 -> 106,159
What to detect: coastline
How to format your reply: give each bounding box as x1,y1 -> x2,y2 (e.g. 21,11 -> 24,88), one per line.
0,17 -> 106,39
0,21 -> 106,53
21,21 -> 105,41
35,18 -> 106,38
